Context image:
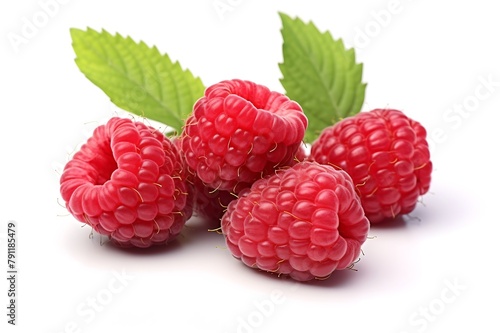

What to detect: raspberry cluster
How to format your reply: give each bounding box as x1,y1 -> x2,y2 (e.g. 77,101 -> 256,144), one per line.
60,80 -> 432,282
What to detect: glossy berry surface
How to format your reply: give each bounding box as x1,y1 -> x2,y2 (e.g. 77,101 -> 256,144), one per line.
59,117 -> 192,248
221,161 -> 369,282
311,108 -> 432,223
180,79 -> 307,194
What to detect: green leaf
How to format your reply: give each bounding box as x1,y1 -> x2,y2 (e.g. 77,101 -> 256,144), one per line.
278,13 -> 366,143
70,28 -> 205,134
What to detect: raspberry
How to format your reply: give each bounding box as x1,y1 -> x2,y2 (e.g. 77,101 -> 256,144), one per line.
221,161 -> 369,281
310,108 -> 432,223
191,177 -> 235,227
180,79 -> 308,193
59,117 -> 192,248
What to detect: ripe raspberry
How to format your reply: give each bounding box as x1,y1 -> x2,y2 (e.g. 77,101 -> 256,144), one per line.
191,177 -> 235,227
180,79 -> 308,193
310,108 -> 432,223
59,117 -> 192,248
221,161 -> 369,282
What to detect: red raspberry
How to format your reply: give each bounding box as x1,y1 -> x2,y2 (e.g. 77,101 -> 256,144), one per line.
180,79 -> 308,193
59,117 -> 192,248
191,177 -> 235,227
221,161 -> 369,282
310,108 -> 432,223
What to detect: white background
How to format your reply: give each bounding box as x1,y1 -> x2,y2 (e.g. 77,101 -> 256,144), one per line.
1,0 -> 499,332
